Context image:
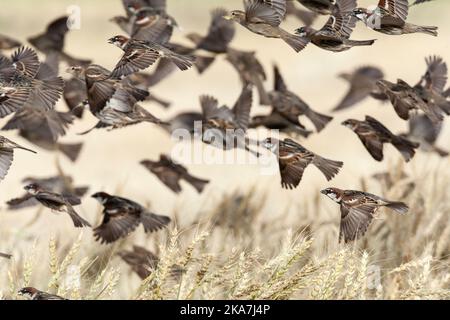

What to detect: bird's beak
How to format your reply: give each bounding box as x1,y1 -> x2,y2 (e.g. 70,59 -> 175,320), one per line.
222,15 -> 232,20
320,189 -> 327,195
107,38 -> 114,44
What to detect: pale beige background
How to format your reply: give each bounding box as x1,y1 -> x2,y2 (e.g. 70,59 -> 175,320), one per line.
0,0 -> 448,243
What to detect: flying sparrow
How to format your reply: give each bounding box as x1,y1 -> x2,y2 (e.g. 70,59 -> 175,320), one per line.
0,135 -> 36,182
224,0 -> 307,52
140,154 -> 210,194
295,0 -> 375,52
269,65 -> 333,132
92,192 -> 171,244
353,0 -> 438,36
18,287 -> 67,300
342,116 -> 419,162
333,66 -> 387,111
321,187 -> 408,243
24,183 -> 91,228
262,137 -> 343,189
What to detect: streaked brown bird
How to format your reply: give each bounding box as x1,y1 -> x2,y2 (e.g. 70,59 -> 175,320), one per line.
140,154 -> 210,194
262,137 -> 343,189
333,66 -> 387,111
353,0 -> 438,36
92,192 -> 171,244
321,187 -> 408,243
224,0 -> 307,52
295,0 -> 375,52
269,65 -> 333,132
18,287 -> 67,300
342,116 -> 419,162
24,183 -> 91,228
0,135 -> 36,182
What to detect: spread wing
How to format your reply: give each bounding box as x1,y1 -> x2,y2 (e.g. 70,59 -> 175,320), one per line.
232,84 -> 253,130
111,47 -> 160,78
424,55 -> 447,93
199,8 -> 236,53
11,47 -> 40,78
322,0 -> 357,38
378,0 -> 409,21
0,148 -> 14,181
244,0 -> 286,27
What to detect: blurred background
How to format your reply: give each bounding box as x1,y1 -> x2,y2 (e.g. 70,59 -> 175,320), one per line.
0,0 -> 448,271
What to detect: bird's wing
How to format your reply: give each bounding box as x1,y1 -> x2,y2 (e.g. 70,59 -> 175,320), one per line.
11,47 -> 40,78
273,64 -> 288,92
0,148 -> 14,181
379,0 -> 409,21
424,55 -> 447,93
339,197 -> 377,243
94,206 -> 141,244
278,151 -> 313,189
323,0 -> 357,38
199,8 -> 236,52
232,84 -> 253,130
111,46 -> 160,78
244,0 -> 286,27
7,194 -> 39,210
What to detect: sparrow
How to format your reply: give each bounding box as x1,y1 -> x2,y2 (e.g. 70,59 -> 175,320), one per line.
295,0 -> 375,53
224,0 -> 307,52
262,137 -> 343,189
7,174 -> 89,211
321,187 -> 409,243
225,48 -> 270,106
108,33 -> 195,78
92,192 -> 171,244
186,8 -> 236,54
401,114 -> 448,157
0,47 -> 64,117
28,16 -> 91,66
119,245 -> 183,280
333,66 -> 387,111
2,106 -> 82,162
24,183 -> 91,228
140,154 -> 210,194
18,287 -> 67,300
353,0 -> 438,36
414,56 -> 450,116
200,85 -> 260,157
285,1 -> 317,26
0,252 -> 12,259
342,116 -> 419,162
0,135 -> 36,182
250,111 -> 313,138
269,65 -> 333,132
0,34 -> 21,50
377,79 -> 444,125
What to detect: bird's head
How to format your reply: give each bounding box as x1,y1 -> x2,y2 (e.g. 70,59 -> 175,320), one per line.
223,10 -> 245,23
18,287 -> 37,297
66,65 -> 84,78
262,137 -> 280,153
108,35 -> 129,49
353,8 -> 369,21
294,26 -> 313,38
91,192 -> 111,204
24,183 -> 41,195
341,119 -> 359,130
320,188 -> 343,203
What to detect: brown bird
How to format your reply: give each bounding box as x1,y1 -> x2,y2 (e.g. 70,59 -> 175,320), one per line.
321,187 -> 409,243
200,85 -> 260,157
224,0 -> 307,52
353,0 -> 438,36
402,114 -> 448,157
377,79 -> 444,125
226,48 -> 270,106
119,245 -> 183,280
92,192 -> 171,244
24,183 -> 91,228
140,154 -> 210,194
262,137 -> 343,189
295,0 -> 375,52
0,136 -> 36,182
342,116 -> 419,162
28,16 -> 91,66
7,174 -> 88,210
269,65 -> 333,132
18,287 -> 67,300
0,34 -> 21,50
333,66 -> 387,111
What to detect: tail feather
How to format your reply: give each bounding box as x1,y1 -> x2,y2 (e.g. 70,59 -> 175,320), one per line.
184,175 -> 209,193
253,77 -> 271,106
141,212 -> 171,233
391,136 -> 419,162
280,30 -> 308,53
58,143 -> 83,162
66,205 -> 91,228
417,25 -> 438,37
305,109 -> 333,132
431,145 -> 449,157
313,155 -> 343,181
195,55 -> 216,74
169,53 -> 196,71
385,201 -> 409,214
348,39 -> 376,47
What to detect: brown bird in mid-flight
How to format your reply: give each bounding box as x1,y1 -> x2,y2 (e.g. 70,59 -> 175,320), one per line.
0,136 -> 36,182
262,137 -> 343,189
342,116 -> 419,162
141,154 -> 209,194
321,187 -> 408,243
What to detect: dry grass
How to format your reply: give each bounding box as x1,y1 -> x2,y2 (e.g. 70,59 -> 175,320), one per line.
1,162 -> 448,300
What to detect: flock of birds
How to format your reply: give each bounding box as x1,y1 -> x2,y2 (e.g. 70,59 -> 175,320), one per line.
0,0 -> 449,299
